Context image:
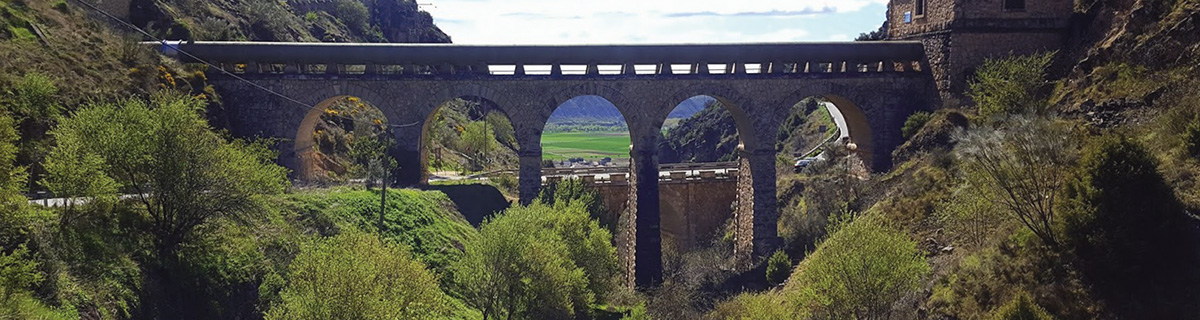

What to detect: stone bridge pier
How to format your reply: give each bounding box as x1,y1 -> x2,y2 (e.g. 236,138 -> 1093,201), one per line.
174,41 -> 937,288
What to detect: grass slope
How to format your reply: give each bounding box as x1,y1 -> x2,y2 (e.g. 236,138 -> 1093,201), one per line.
269,187 -> 477,271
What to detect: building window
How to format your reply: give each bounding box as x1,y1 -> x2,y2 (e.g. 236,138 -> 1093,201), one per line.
1004,0 -> 1026,11
915,0 -> 926,16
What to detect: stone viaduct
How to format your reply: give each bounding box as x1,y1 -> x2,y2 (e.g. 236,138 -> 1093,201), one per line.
161,41 -> 936,287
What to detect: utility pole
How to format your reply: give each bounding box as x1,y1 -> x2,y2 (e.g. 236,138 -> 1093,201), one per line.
379,163 -> 387,234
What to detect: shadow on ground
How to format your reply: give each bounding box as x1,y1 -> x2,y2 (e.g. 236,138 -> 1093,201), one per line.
422,184 -> 512,226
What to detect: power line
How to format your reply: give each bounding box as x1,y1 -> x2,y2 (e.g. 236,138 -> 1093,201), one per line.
67,0 -> 423,129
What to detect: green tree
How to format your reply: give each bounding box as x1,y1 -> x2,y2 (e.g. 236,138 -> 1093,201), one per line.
1059,136 -> 1199,318
765,250 -> 791,286
0,113 -> 25,247
335,0 -> 371,34
460,121 -> 497,171
1185,120 -> 1200,158
954,117 -> 1076,247
0,246 -> 78,319
988,292 -> 1053,320
42,92 -> 289,258
968,52 -> 1054,117
452,201 -> 619,319
797,218 -> 929,319
265,232 -> 450,319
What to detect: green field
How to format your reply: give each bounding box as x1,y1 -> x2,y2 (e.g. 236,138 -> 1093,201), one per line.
541,131 -> 631,160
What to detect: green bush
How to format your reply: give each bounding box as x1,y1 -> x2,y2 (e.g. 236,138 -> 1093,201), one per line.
765,250 -> 791,286
796,217 -> 928,319
1059,135 -> 1199,318
0,246 -> 78,320
451,201 -> 619,319
334,1 -> 370,34
968,52 -> 1054,117
265,232 -> 449,319
989,292 -> 1052,320
901,111 -> 933,138
709,292 -> 801,320
1186,120 -> 1200,158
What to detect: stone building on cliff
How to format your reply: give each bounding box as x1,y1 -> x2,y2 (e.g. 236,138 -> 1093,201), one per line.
887,0 -> 1074,101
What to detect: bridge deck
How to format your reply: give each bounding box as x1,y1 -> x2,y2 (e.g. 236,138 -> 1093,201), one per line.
154,41 -> 928,77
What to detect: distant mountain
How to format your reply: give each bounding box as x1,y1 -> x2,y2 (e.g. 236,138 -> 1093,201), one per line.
668,96 -> 713,119
547,95 -> 713,124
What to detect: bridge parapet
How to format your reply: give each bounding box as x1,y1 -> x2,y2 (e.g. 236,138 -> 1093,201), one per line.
541,162 -> 739,186
155,41 -> 928,79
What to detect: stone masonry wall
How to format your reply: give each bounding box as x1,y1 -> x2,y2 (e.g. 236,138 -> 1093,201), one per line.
589,178 -> 737,255
957,0 -> 1074,20
946,31 -> 1064,95
889,0 -> 959,37
888,0 -> 1071,100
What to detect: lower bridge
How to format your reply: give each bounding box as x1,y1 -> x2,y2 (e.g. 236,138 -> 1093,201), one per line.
544,162 -> 739,253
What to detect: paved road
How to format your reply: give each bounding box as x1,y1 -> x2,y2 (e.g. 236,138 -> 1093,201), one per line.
825,101 -> 850,141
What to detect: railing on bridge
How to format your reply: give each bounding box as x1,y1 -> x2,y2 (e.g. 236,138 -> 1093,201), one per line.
153,41 -> 928,78
542,161 -> 739,185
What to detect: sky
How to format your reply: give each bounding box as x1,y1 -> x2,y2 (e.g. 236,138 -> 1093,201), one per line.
424,0 -> 890,44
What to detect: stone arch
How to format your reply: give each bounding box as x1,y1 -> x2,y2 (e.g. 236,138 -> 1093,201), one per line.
775,83 -> 879,170
659,84 -> 759,150
430,83 -> 513,116
418,94 -> 516,185
294,94 -> 391,182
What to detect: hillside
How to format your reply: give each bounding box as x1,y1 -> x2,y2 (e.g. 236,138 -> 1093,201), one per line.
131,0 -> 450,43
704,0 -> 1200,319
660,98 -> 833,164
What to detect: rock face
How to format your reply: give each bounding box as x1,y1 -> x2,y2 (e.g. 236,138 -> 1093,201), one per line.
127,0 -> 450,43
369,0 -> 451,43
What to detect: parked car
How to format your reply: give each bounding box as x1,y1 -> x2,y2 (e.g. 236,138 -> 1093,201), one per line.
793,157 -> 819,173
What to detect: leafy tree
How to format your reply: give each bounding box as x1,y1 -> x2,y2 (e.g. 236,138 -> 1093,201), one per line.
335,1 -> 371,34
461,120 -> 497,171
765,250 -> 791,286
1185,120 -> 1200,158
452,201 -> 619,319
42,92 -> 289,258
902,111 -> 933,138
538,178 -> 605,220
265,232 -> 450,320
0,246 -> 78,319
968,52 -> 1054,117
348,127 -> 397,188
797,218 -> 928,319
1059,136 -> 1200,318
855,21 -> 889,41
988,292 -> 1052,320
938,184 -> 1003,247
954,117 -> 1076,247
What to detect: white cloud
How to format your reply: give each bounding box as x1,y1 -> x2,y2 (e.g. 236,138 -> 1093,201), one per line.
426,0 -> 887,44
